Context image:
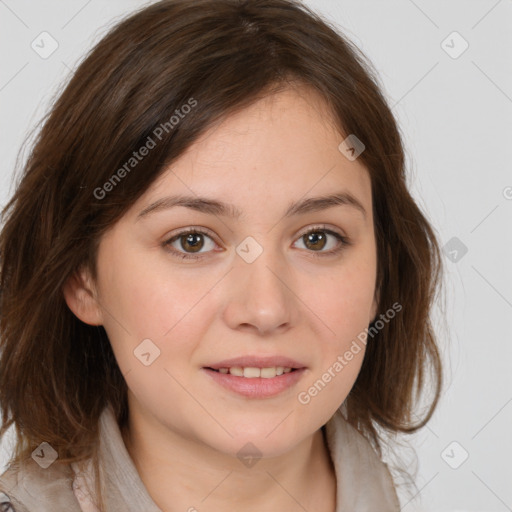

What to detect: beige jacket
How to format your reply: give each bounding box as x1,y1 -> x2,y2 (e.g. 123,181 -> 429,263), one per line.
0,404 -> 400,511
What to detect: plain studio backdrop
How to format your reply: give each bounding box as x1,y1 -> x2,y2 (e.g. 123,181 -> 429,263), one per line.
0,1 -> 511,511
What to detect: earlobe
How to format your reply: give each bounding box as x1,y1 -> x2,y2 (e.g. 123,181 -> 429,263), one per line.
62,267 -> 103,326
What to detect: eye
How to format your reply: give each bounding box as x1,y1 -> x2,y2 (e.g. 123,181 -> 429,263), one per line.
163,227 -> 218,260
292,225 -> 350,258
163,224 -> 350,261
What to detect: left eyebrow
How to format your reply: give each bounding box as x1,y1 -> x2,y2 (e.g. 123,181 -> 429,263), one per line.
136,191 -> 367,221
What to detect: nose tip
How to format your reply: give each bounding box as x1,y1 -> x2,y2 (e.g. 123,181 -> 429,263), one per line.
224,247 -> 295,336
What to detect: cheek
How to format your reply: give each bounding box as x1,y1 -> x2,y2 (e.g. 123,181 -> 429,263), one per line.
296,343 -> 366,427
96,245 -> 218,369
97,263 -> 169,347
308,261 -> 376,341
298,255 -> 374,408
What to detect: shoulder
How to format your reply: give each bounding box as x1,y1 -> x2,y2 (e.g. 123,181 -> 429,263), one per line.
0,458 -> 82,511
324,410 -> 401,511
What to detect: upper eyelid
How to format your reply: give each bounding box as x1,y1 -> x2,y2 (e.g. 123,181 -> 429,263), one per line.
165,224 -> 346,247
167,223 -> 343,236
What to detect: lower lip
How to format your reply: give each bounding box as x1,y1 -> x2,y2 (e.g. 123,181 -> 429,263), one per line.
202,368 -> 306,398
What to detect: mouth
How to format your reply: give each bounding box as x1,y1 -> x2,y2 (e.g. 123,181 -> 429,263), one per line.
205,366 -> 298,378
202,356 -> 306,398
205,355 -> 305,373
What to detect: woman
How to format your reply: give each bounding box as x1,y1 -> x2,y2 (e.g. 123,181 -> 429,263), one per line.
0,0 -> 443,510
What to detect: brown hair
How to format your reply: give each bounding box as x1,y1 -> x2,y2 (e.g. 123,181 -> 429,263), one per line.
0,0 -> 444,507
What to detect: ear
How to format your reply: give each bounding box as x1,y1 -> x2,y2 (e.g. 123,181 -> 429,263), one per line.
62,266 -> 104,326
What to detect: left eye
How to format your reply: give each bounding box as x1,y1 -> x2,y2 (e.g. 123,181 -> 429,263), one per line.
293,228 -> 347,254
163,226 -> 349,260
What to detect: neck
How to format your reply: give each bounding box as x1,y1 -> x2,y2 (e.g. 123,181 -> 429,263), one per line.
121,408 -> 336,512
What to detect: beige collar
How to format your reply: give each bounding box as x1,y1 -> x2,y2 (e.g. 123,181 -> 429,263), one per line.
72,404 -> 400,511
0,403 -> 400,511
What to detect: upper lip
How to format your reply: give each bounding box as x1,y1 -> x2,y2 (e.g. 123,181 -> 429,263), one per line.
205,355 -> 306,370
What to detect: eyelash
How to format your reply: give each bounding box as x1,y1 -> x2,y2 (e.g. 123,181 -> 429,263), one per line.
163,225 -> 351,261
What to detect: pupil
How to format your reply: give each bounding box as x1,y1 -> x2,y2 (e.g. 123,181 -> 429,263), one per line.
183,233 -> 203,252
306,232 -> 325,250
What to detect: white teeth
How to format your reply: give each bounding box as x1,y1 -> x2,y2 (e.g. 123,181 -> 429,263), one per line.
260,367 -> 277,378
243,367 -> 261,378
213,366 -> 295,378
229,366 -> 244,377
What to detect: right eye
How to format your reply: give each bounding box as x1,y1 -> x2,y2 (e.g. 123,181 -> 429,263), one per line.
163,227 -> 220,260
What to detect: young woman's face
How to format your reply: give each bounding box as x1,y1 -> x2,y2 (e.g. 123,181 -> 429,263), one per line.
89,86 -> 378,457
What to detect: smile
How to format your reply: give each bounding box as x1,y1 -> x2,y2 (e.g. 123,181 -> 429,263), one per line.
202,367 -> 305,398
209,366 -> 295,378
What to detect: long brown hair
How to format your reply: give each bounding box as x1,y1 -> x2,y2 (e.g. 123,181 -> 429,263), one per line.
0,0 -> 444,507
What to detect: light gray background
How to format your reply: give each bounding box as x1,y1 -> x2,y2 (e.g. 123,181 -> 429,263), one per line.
1,1 -> 511,511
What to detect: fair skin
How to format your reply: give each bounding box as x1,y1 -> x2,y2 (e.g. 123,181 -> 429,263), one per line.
64,85 -> 378,512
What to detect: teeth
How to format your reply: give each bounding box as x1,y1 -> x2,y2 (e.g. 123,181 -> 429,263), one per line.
260,367 -> 276,378
244,367 -> 261,378
230,366 -> 244,377
214,366 -> 293,378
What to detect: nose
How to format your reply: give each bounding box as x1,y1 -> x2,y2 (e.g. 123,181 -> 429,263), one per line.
222,244 -> 297,337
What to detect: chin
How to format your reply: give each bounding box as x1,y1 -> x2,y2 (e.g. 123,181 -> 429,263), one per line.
212,423 -> 309,458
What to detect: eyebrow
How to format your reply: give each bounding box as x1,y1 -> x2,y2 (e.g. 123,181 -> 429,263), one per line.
136,191 -> 367,221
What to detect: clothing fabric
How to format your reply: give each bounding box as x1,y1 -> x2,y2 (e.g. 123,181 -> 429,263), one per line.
0,404 -> 400,511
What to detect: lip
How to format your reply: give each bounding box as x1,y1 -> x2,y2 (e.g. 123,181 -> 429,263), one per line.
205,355 -> 306,370
202,367 -> 306,398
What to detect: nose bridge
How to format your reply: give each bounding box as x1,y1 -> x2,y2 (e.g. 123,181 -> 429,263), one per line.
224,234 -> 295,335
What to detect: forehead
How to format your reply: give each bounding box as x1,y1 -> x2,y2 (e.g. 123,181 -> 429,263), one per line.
183,86 -> 343,168
134,86 -> 372,221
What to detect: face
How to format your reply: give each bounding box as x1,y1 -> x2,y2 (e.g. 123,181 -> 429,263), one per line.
66,86 -> 378,459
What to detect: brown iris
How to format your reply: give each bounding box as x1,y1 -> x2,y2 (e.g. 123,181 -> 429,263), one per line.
180,233 -> 204,253
303,231 -> 327,251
